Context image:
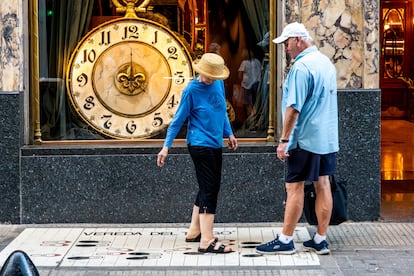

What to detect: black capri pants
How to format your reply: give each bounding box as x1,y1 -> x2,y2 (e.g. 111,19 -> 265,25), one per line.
188,145 -> 222,214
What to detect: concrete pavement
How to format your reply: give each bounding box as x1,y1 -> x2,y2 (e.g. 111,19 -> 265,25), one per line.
0,222 -> 413,275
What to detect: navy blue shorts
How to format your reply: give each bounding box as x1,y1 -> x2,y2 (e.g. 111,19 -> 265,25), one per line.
285,148 -> 336,183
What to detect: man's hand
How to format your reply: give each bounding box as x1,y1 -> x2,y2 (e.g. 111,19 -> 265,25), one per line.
277,143 -> 290,161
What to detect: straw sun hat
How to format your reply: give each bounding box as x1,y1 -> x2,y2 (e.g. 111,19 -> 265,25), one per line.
192,53 -> 229,80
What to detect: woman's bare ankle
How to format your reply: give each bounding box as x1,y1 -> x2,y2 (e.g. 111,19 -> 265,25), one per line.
186,229 -> 200,238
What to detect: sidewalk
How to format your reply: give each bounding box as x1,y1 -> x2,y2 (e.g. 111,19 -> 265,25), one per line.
0,222 -> 413,275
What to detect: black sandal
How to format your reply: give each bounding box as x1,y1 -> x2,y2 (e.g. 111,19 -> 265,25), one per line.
198,241 -> 233,254
185,234 -> 218,243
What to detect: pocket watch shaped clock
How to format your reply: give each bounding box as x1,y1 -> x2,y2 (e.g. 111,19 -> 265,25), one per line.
66,4 -> 193,139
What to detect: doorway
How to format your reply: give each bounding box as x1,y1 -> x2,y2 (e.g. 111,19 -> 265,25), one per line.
380,0 -> 414,221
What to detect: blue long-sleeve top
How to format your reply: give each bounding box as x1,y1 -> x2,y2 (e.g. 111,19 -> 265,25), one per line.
163,77 -> 233,148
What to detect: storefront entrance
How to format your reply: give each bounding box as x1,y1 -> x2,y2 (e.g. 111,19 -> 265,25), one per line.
380,0 -> 414,221
381,120 -> 414,221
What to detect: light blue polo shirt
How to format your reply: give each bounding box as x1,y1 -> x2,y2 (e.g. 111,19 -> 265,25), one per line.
282,46 -> 339,154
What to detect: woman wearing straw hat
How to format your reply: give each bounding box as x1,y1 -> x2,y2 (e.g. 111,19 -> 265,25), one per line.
157,53 -> 238,254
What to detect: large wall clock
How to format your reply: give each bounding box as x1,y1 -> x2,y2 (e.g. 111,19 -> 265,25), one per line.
66,0 -> 193,139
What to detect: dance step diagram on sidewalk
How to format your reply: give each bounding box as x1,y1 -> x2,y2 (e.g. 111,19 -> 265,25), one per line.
0,227 -> 319,268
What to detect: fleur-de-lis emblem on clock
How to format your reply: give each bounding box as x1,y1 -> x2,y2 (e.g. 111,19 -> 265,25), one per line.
116,51 -> 147,96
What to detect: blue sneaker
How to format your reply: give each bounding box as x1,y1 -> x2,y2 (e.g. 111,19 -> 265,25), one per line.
256,235 -> 296,255
303,238 -> 330,255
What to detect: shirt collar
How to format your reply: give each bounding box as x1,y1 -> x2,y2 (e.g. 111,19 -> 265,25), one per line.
294,45 -> 317,62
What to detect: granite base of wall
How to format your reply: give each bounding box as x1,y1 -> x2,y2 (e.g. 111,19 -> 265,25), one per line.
20,146 -> 284,224
0,93 -> 21,223
336,89 -> 381,222
3,89 -> 381,224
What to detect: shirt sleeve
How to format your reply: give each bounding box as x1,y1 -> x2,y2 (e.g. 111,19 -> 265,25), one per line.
285,65 -> 311,113
223,115 -> 233,137
221,81 -> 233,137
238,60 -> 246,72
163,88 -> 192,148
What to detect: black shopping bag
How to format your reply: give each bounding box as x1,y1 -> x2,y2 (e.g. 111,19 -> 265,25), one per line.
303,175 -> 348,225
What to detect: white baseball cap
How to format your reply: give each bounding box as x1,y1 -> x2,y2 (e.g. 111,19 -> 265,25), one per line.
273,22 -> 311,44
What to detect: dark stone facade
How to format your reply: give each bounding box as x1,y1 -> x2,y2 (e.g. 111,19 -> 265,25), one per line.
0,93 -> 21,223
0,90 -> 380,224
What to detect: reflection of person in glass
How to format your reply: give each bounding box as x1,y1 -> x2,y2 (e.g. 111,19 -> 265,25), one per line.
238,49 -> 261,118
157,53 -> 238,254
208,42 -> 221,55
256,22 -> 338,255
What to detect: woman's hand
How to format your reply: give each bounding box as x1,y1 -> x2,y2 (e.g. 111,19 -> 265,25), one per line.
157,146 -> 169,167
227,135 -> 238,151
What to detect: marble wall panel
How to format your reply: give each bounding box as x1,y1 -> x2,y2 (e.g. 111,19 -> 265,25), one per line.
362,0 -> 380,88
285,0 -> 379,89
0,0 -> 23,91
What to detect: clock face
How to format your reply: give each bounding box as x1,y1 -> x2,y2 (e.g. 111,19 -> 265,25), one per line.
66,17 -> 193,139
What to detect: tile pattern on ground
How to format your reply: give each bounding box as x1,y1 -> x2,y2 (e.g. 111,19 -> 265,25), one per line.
0,227 -> 319,267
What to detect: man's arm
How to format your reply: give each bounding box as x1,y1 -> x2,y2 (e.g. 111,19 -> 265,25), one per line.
280,106 -> 299,140
277,106 -> 299,160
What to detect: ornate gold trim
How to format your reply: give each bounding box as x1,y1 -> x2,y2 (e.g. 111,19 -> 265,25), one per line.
29,0 -> 42,144
267,0 -> 276,142
112,0 -> 150,17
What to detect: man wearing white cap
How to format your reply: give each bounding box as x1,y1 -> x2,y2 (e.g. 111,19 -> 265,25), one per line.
256,22 -> 339,255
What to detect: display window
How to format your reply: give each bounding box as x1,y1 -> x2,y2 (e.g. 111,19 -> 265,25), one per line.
32,0 -> 272,143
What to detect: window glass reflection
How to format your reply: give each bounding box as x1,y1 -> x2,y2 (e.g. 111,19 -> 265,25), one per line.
37,0 -> 270,141
382,8 -> 405,79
